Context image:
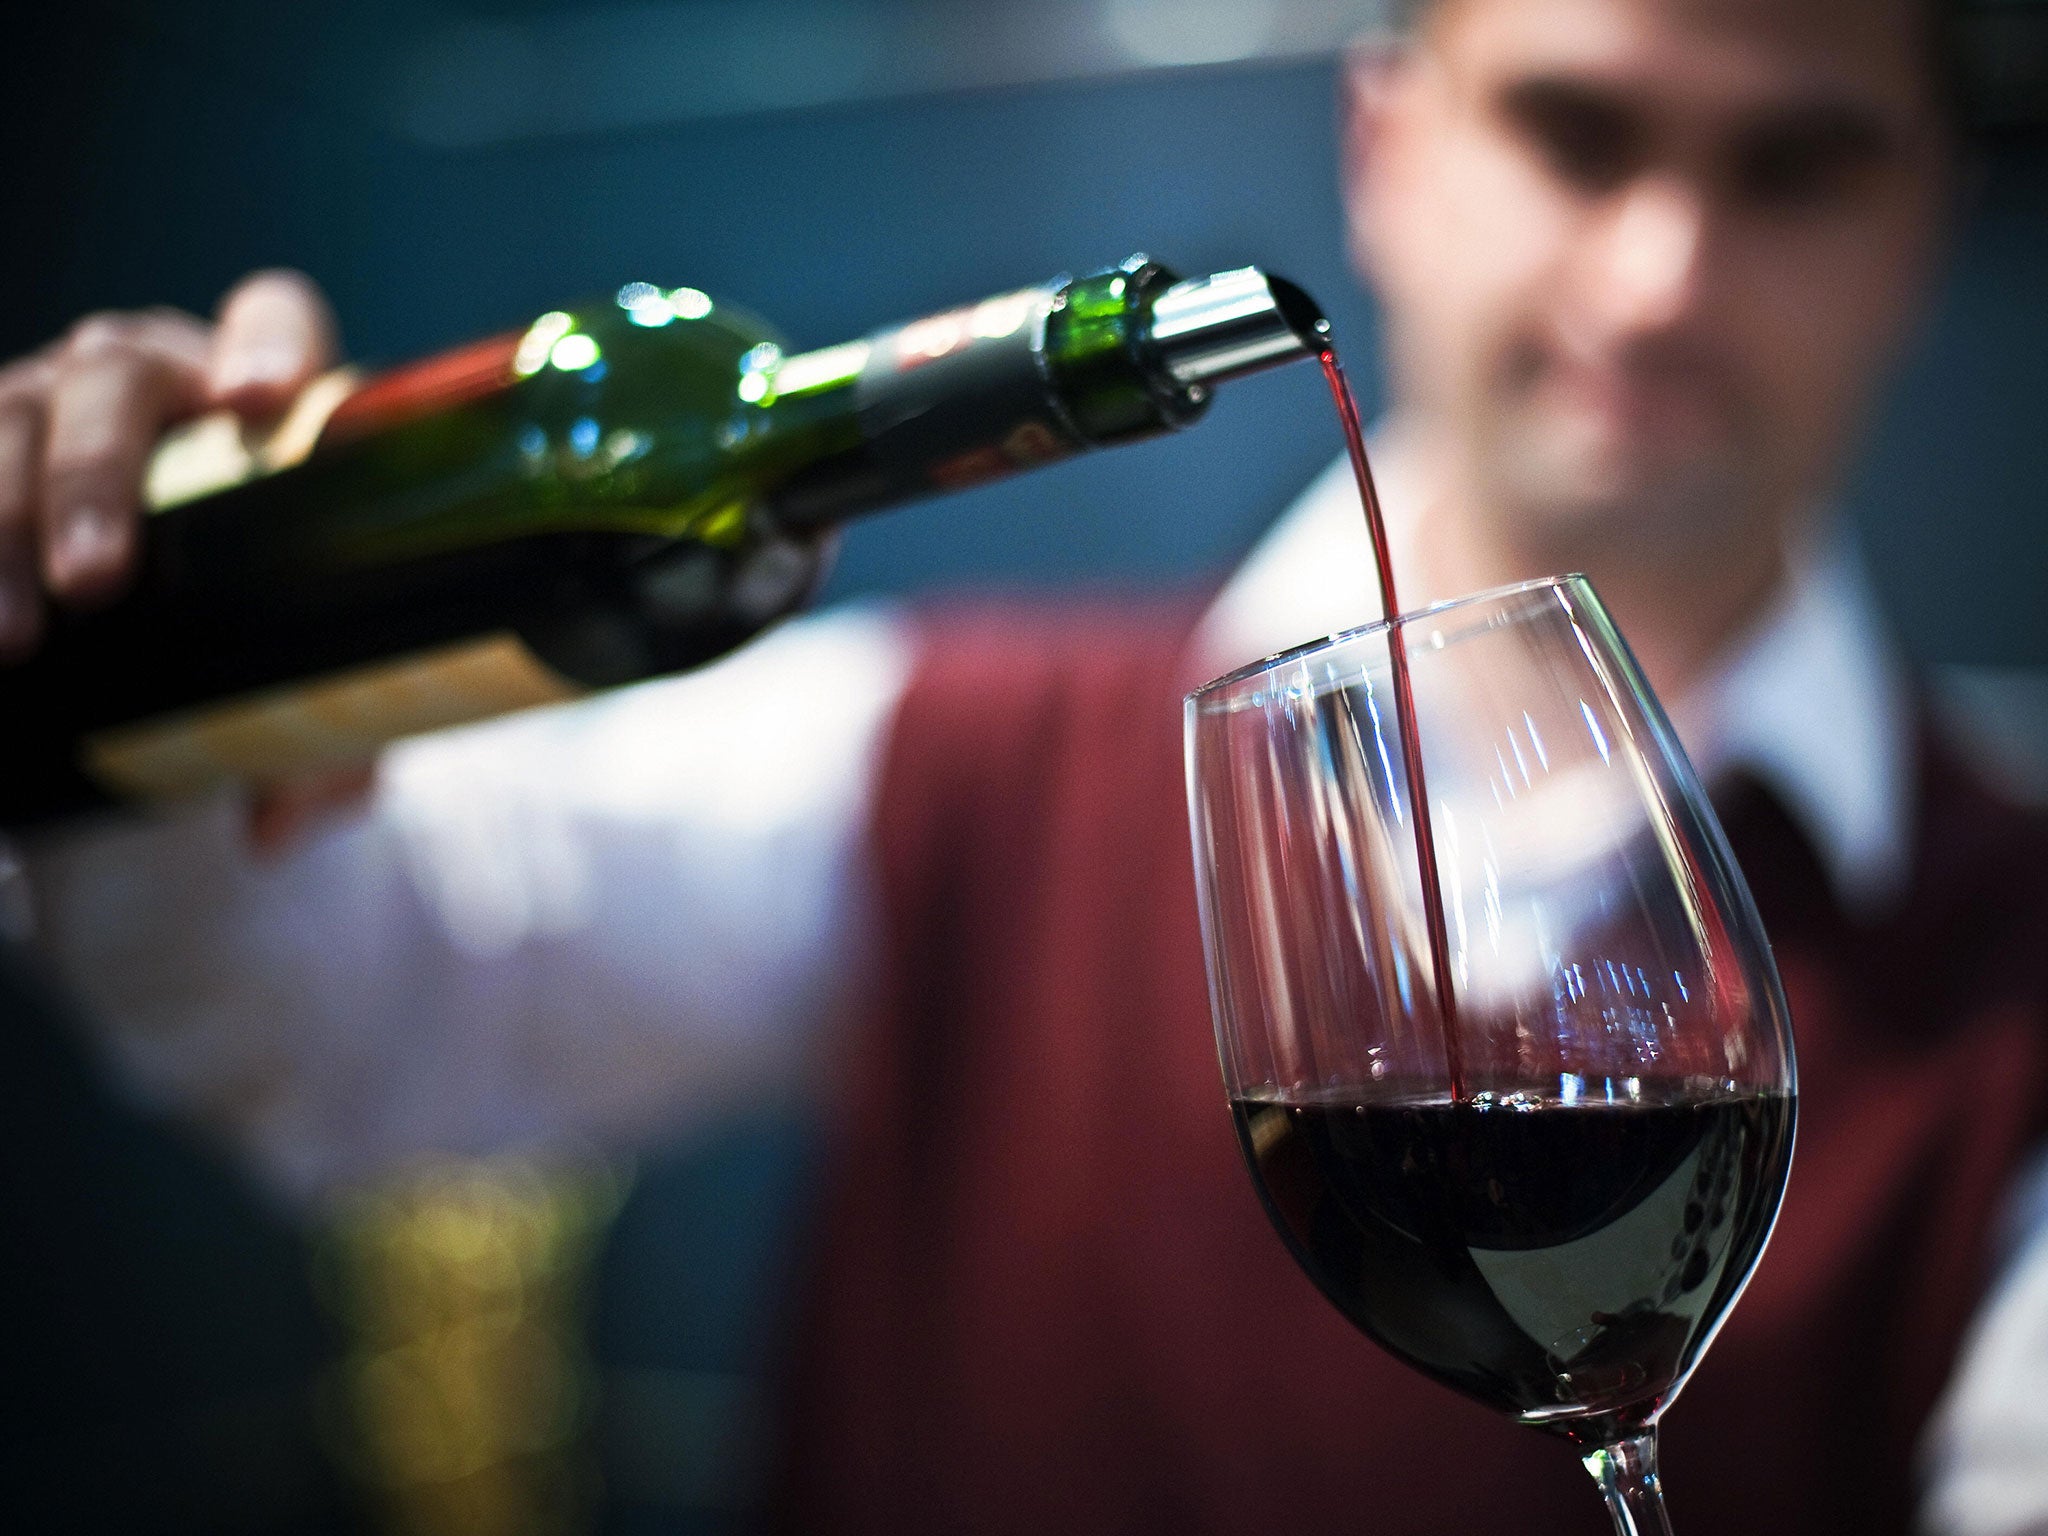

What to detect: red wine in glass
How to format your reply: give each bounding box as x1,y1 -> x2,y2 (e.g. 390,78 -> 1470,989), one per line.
1233,1082 -> 1792,1445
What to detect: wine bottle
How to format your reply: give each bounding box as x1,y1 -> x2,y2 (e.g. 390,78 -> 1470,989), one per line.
0,256 -> 1327,823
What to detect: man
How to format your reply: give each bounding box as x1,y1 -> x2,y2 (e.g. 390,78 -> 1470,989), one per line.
5,0 -> 2045,1531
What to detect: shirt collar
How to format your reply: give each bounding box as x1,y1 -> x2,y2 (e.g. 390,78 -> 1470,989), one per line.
1678,527 -> 1916,915
1194,453 -> 1916,917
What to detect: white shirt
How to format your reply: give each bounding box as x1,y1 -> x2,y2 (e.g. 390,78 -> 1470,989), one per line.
1926,1170 -> 2048,1536
16,607 -> 913,1198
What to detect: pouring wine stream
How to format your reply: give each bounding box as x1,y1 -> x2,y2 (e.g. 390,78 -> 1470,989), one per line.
1317,343 -> 1466,1099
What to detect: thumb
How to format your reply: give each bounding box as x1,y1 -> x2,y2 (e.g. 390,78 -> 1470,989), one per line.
205,269 -> 342,418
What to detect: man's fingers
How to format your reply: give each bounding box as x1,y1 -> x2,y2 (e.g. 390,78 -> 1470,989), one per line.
208,269 -> 339,415
0,350 -> 57,414
40,322 -> 209,604
0,401 -> 42,656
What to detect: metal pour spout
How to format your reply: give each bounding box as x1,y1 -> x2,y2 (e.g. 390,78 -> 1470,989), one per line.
1145,266 -> 1331,390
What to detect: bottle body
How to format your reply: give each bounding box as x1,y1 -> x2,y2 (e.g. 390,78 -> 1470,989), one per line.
2,257 -> 1324,822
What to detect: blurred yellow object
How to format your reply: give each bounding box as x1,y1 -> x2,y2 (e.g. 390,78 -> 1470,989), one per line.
313,1156 -> 629,1536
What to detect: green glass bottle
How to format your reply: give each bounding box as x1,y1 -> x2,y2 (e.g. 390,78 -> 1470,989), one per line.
2,255 -> 1327,822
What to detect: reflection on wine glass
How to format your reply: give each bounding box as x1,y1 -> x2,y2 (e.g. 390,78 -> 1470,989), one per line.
1185,576 -> 1796,1535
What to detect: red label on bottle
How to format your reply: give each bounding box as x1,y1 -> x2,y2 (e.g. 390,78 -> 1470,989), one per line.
321,331 -> 525,448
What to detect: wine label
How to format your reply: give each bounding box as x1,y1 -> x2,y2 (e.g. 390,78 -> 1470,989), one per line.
144,368 -> 363,510
320,331 -> 524,445
143,331 -> 525,510
81,633 -> 579,800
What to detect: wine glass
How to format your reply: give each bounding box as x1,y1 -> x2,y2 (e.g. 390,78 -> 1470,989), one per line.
1184,575 -> 1795,1535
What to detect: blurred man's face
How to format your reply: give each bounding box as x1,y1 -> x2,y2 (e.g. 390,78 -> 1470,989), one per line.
1348,0 -> 1953,560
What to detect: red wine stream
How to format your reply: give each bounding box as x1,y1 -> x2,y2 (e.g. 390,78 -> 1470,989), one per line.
1319,347 -> 1466,1099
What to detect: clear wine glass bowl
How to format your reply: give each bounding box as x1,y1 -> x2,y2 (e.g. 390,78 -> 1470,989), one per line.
1184,576 -> 1796,1534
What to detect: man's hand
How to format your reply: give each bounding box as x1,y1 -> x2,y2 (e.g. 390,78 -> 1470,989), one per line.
0,269 -> 339,659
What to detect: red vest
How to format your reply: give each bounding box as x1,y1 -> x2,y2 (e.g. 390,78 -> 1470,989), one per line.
773,604 -> 2048,1535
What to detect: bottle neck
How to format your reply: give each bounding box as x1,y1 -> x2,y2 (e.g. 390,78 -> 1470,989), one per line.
760,259 -> 1207,532
1039,259 -> 1208,444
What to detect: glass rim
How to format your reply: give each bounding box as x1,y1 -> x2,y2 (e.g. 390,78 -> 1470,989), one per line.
1185,571 -> 1591,707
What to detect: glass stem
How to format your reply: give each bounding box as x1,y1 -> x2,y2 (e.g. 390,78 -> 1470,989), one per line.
1582,1428 -> 1675,1536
